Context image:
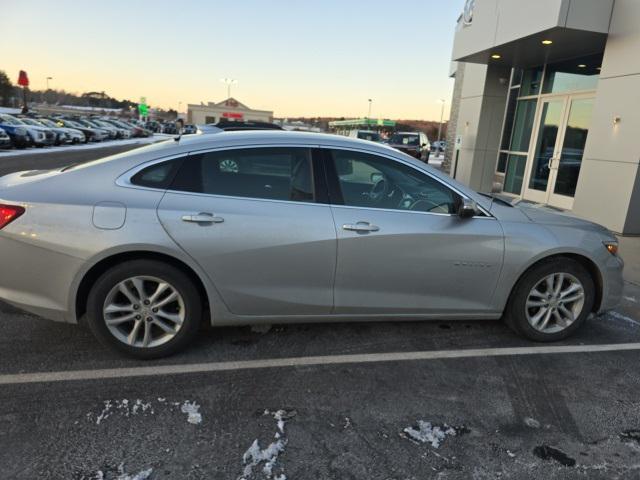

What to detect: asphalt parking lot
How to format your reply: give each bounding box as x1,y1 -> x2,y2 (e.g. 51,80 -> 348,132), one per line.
1,147 -> 640,480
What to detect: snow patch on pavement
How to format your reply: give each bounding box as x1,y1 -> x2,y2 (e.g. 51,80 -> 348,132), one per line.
88,398 -> 202,425
524,417 -> 541,429
180,400 -> 202,425
93,463 -> 153,480
623,296 -> 637,303
403,420 -> 458,448
0,136 -> 163,158
239,409 -> 295,480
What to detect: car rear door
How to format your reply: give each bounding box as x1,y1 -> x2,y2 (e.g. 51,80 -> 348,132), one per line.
156,146 -> 336,316
324,148 -> 504,315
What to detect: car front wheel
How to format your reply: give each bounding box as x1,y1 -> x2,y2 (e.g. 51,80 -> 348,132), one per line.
86,260 -> 202,358
505,257 -> 595,342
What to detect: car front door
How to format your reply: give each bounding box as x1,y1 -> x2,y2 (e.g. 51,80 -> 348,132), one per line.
156,146 -> 336,316
324,148 -> 504,315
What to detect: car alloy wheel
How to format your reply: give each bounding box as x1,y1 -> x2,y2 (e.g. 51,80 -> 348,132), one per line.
525,272 -> 585,334
103,275 -> 186,348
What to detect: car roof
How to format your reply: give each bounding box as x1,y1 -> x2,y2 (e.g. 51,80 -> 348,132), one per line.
168,130 -> 398,153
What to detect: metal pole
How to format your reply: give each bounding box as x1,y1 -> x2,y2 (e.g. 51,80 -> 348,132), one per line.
367,99 -> 372,119
437,100 -> 445,154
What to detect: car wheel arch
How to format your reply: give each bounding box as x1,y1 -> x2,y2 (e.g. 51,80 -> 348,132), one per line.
505,252 -> 603,314
74,250 -> 211,325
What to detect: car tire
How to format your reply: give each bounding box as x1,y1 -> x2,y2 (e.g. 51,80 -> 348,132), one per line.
504,257 -> 595,342
86,260 -> 203,359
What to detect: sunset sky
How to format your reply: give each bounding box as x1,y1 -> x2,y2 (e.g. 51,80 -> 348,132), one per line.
2,0 -> 461,120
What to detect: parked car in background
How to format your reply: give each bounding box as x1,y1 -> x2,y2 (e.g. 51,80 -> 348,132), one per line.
348,130 -> 381,142
101,119 -> 134,138
38,118 -> 85,144
386,131 -> 431,163
161,122 -> 178,135
19,117 -> 71,146
0,114 -> 55,147
182,124 -> 197,135
431,140 -> 446,153
55,118 -> 107,143
0,120 -> 30,149
82,119 -> 117,140
0,128 -> 12,149
122,120 -> 152,137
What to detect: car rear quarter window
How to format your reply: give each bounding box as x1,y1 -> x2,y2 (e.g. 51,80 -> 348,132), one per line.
170,147 -> 314,202
130,158 -> 183,189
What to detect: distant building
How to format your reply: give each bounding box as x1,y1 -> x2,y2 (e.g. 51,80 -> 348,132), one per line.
187,98 -> 273,125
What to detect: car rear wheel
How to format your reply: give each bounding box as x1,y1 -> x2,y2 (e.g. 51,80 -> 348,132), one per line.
505,257 -> 595,341
86,260 -> 202,359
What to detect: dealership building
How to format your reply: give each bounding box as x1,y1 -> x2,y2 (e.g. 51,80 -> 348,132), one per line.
187,98 -> 273,125
445,0 -> 640,234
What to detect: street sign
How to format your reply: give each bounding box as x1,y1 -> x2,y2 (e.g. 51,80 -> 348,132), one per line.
17,70 -> 29,87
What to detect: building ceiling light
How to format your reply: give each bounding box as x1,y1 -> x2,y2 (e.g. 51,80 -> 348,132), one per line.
491,54 -> 502,59
578,64 -> 587,68
541,39 -> 553,45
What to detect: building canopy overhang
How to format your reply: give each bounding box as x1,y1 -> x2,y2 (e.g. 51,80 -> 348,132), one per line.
455,27 -> 608,69
452,0 -> 613,69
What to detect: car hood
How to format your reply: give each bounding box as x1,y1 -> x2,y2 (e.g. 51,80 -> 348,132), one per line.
517,203 -> 609,233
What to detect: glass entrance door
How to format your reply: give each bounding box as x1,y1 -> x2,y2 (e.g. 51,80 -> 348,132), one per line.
522,94 -> 594,209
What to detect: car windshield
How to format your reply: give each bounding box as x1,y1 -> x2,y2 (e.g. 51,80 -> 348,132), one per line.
357,131 -> 380,141
389,134 -> 419,146
20,118 -> 41,126
63,120 -> 82,128
39,119 -> 57,127
0,115 -> 24,126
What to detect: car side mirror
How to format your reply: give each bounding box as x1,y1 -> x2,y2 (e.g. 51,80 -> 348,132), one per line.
458,198 -> 478,218
422,143 -> 428,147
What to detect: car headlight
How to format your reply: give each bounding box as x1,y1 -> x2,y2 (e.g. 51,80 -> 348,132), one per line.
603,240 -> 619,256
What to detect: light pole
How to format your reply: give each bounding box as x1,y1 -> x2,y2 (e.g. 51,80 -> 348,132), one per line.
367,99 -> 372,119
46,76 -> 53,90
437,99 -> 445,154
220,78 -> 237,99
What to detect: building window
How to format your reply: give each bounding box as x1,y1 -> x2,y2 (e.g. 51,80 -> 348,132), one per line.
205,116 -> 216,124
520,67 -> 543,96
542,53 -> 603,94
509,99 -> 537,152
503,154 -> 527,194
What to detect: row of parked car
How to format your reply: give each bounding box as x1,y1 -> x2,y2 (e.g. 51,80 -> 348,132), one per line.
0,114 -> 154,150
347,130 -> 446,163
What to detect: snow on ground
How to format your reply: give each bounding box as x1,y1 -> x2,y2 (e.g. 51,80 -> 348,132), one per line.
403,420 -> 458,448
239,409 -> 294,480
0,135 -> 168,158
180,400 -> 202,425
93,463 -> 153,480
87,398 -> 202,425
624,296 -> 637,303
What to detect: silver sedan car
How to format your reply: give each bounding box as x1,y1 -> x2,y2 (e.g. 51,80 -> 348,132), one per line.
0,131 -> 624,358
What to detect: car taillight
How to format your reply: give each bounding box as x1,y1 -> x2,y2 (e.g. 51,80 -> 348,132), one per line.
0,204 -> 25,230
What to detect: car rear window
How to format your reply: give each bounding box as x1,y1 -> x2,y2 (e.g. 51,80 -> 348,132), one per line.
170,147 -> 314,202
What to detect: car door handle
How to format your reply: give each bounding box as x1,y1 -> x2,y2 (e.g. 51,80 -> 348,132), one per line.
342,222 -> 380,232
181,213 -> 224,224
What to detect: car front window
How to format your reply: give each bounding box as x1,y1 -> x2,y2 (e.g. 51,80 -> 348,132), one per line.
331,149 -> 460,214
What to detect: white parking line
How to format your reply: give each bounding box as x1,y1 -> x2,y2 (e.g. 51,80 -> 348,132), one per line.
1,342 -> 640,386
